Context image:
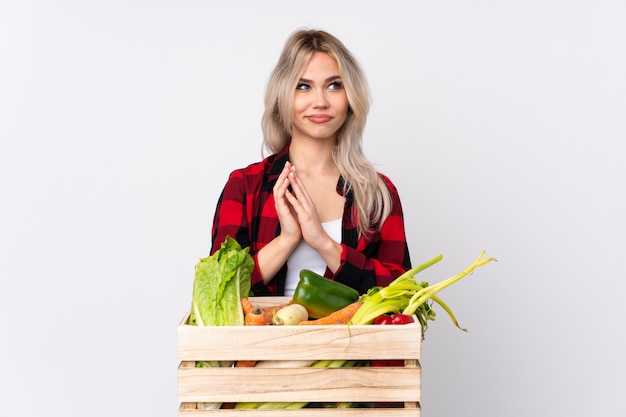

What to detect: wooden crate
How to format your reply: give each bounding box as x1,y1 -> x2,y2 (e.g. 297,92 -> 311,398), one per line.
178,297 -> 421,416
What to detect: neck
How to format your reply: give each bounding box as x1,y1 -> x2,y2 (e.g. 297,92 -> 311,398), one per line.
288,139 -> 337,174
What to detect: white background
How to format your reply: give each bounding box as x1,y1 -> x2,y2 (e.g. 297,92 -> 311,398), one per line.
1,1 -> 625,416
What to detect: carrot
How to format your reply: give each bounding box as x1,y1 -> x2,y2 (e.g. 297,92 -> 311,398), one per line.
235,360 -> 257,367
241,298 -> 255,316
298,301 -> 363,325
261,304 -> 289,324
242,298 -> 272,325
245,307 -> 268,326
242,299 -> 289,325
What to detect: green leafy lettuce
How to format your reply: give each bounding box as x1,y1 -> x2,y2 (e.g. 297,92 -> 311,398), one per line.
189,236 -> 254,327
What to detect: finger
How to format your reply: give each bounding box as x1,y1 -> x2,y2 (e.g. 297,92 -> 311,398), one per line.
286,166 -> 312,205
285,182 -> 318,226
275,182 -> 295,218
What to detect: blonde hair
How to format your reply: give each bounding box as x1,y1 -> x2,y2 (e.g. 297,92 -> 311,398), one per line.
262,29 -> 392,236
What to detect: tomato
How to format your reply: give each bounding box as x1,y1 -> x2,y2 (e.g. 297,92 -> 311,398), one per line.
371,360 -> 404,367
373,315 -> 393,325
391,314 -> 414,325
374,314 -> 413,325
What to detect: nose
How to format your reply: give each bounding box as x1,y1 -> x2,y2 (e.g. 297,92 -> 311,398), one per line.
312,88 -> 329,109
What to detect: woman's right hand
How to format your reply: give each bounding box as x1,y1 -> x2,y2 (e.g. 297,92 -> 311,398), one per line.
273,161 -> 302,246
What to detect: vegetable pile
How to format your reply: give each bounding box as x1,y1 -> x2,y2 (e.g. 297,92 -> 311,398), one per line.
187,236 -> 496,410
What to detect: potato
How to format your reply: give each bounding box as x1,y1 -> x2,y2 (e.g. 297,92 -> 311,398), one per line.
272,304 -> 308,325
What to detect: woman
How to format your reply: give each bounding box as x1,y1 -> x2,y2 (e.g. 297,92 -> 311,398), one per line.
210,29 -> 411,296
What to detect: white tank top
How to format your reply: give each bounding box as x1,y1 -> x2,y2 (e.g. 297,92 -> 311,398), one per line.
284,218 -> 342,296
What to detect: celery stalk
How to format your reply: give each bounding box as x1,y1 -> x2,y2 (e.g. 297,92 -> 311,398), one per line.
429,294 -> 465,332
350,251 -> 496,339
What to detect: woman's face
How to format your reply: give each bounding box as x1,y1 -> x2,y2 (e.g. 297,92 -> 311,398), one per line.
291,52 -> 349,144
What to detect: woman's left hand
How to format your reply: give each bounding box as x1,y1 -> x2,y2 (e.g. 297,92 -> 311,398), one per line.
283,165 -> 327,245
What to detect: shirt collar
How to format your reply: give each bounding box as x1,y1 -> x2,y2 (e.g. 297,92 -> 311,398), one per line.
267,146 -> 291,184
336,174 -> 353,199
268,145 -> 352,199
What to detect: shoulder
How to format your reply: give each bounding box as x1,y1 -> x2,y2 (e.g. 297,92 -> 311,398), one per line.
229,154 -> 275,176
229,146 -> 289,178
221,152 -> 286,200
376,172 -> 400,195
376,172 -> 405,216
225,154 -> 279,185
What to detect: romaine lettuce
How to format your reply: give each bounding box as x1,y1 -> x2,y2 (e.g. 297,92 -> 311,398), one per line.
189,236 -> 253,327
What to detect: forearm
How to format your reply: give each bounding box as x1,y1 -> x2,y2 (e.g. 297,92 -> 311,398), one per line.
312,235 -> 343,274
256,235 -> 299,285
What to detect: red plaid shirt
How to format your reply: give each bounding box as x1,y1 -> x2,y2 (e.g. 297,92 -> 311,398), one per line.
210,146 -> 411,295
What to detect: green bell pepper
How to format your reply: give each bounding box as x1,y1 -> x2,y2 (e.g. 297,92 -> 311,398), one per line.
292,269 -> 360,319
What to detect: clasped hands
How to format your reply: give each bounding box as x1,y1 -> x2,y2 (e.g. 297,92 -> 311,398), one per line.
273,161 -> 330,252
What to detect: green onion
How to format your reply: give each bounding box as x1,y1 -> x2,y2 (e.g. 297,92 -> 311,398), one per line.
350,251 -> 496,339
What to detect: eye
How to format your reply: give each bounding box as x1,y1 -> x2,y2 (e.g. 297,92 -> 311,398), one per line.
296,82 -> 310,91
328,80 -> 343,90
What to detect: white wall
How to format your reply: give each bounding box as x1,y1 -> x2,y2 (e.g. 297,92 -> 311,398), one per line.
1,1 -> 624,416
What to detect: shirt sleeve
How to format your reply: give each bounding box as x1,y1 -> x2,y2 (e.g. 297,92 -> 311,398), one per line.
210,169 -> 267,289
330,175 -> 412,294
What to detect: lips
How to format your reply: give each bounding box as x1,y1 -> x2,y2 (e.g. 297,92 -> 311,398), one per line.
306,114 -> 333,123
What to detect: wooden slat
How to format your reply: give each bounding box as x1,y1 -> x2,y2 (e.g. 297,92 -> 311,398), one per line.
179,406 -> 421,416
248,296 -> 291,309
178,306 -> 422,362
178,366 -> 420,403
